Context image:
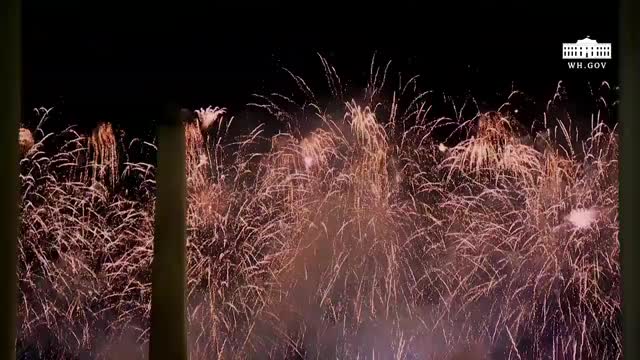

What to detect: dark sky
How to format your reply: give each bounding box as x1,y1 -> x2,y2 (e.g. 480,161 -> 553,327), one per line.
23,2 -> 619,137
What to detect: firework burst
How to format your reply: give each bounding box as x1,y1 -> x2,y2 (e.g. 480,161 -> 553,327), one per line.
18,58 -> 620,359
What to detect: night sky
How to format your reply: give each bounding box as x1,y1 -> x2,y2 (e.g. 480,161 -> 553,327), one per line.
23,2 -> 619,138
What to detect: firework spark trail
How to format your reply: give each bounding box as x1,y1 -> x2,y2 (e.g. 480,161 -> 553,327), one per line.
18,58 -> 620,359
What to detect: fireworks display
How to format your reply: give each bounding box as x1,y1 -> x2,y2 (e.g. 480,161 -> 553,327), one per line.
17,60 -> 620,359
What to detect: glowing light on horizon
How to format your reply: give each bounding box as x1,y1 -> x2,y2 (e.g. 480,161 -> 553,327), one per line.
566,207 -> 599,229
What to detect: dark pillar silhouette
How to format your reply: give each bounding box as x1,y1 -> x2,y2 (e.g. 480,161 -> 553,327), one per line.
150,104 -> 188,360
0,0 -> 20,358
621,0 -> 639,357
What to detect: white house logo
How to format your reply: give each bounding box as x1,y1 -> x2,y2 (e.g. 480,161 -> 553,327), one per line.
563,36 -> 611,69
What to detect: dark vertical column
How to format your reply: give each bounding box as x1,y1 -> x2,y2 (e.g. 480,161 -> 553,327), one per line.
0,0 -> 20,358
620,0 -> 639,357
150,104 -> 188,360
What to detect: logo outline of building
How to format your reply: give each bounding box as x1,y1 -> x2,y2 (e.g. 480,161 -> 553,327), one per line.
562,36 -> 612,60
